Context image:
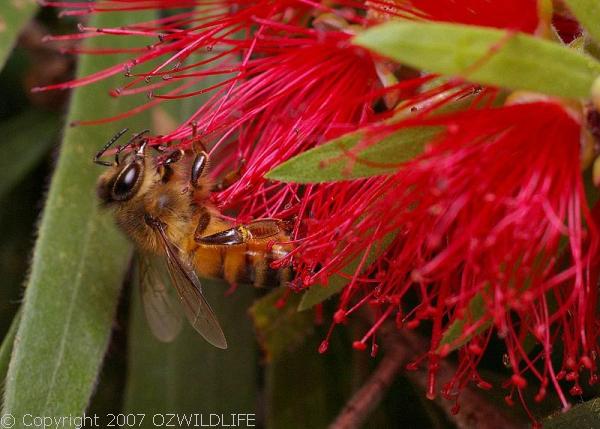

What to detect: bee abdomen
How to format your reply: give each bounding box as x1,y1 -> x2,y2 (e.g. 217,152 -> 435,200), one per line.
224,243 -> 291,289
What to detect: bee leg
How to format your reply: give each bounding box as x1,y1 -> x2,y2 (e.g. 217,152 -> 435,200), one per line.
188,149 -> 215,202
190,151 -> 209,187
196,225 -> 250,246
195,219 -> 285,245
188,136 -> 243,192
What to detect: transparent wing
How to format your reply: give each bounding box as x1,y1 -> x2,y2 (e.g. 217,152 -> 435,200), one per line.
153,221 -> 228,349
138,253 -> 183,342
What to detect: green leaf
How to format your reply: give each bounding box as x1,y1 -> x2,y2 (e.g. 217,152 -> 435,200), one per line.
438,292 -> 487,352
544,398 -> 600,428
297,273 -> 350,312
354,21 -> 600,99
564,0 -> 600,47
124,279 -> 258,422
2,11 -> 151,420
0,0 -> 38,71
249,289 -> 314,360
266,126 -> 440,183
298,233 -> 396,311
0,109 -> 59,200
266,87 -> 491,184
0,311 -> 21,386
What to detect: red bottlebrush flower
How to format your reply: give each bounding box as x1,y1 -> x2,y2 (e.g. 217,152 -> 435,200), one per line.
404,0 -> 540,33
300,100 -> 599,410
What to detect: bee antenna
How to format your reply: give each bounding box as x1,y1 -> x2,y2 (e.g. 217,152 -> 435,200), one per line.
127,129 -> 150,147
111,129 -> 149,161
94,128 -> 129,166
113,129 -> 153,164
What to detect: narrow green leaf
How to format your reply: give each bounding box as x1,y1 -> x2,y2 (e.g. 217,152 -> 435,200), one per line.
354,21 -> 600,99
0,310 -> 21,386
544,398 -> 600,428
439,292 -> 487,352
0,0 -> 38,71
298,274 -> 350,312
124,279 -> 258,423
298,233 -> 396,311
266,88 -> 490,184
249,289 -> 314,360
0,109 -> 59,200
2,10 -> 151,421
266,127 -> 440,183
564,0 -> 600,47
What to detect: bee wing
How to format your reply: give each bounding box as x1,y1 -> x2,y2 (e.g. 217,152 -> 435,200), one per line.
138,253 -> 183,342
153,221 -> 228,349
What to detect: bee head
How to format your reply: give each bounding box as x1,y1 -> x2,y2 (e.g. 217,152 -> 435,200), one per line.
94,129 -> 150,205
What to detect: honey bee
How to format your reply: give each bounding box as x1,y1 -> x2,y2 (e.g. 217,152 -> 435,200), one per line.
94,129 -> 293,348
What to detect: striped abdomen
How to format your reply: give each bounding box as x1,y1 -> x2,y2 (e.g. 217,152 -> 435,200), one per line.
191,239 -> 293,288
188,209 -> 293,288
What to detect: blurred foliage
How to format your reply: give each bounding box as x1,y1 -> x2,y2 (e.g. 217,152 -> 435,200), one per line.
124,276 -> 258,425
545,398 -> 600,428
2,8 -> 149,420
0,109 -> 59,200
355,21 -> 600,99
563,0 -> 600,46
0,6 -> 60,376
0,0 -> 37,70
250,289 -> 314,361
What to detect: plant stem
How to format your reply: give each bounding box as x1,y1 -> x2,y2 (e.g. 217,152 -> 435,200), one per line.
328,337 -> 409,429
329,324 -> 525,429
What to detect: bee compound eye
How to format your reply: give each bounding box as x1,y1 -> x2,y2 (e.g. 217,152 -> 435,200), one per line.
112,162 -> 143,201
